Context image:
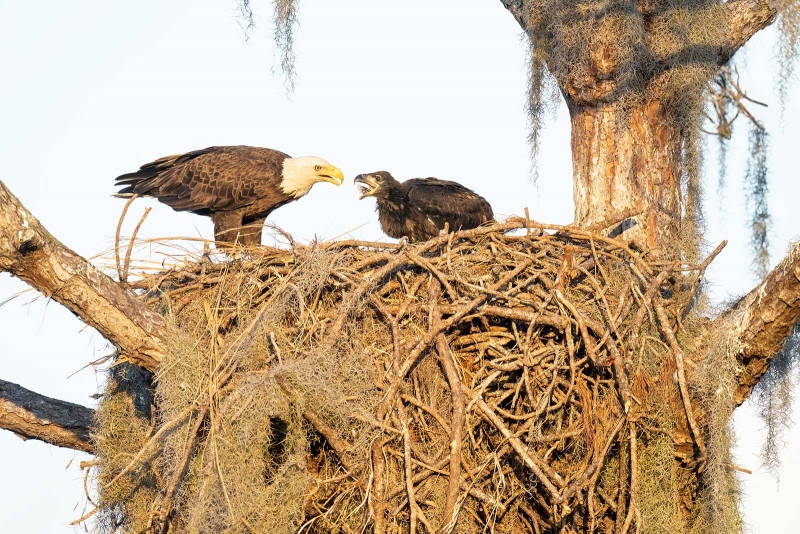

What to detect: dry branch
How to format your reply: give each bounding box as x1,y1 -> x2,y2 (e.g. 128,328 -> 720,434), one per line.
0,378 -> 94,453
715,241 -> 800,404
0,180 -> 166,372
722,0 -> 780,64
435,331 -> 466,533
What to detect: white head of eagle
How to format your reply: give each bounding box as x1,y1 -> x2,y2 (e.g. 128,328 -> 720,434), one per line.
281,156 -> 345,198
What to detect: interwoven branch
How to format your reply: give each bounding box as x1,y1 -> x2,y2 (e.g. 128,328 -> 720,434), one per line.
91,220 -> 726,533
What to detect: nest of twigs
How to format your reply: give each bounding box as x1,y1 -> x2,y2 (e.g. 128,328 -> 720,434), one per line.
90,218 -> 739,534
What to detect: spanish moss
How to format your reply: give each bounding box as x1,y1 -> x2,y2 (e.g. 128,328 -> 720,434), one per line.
744,125 -> 771,280
776,3 -> 800,118
273,0 -> 299,93
682,119 -> 707,264
525,42 -> 558,183
235,0 -> 299,92
236,0 -> 256,37
752,325 -> 800,479
716,134 -> 729,207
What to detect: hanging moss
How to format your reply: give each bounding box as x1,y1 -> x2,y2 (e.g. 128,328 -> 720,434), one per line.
744,125 -> 771,279
752,326 -> 800,479
235,0 -> 299,92
776,2 -> 800,117
272,0 -> 299,92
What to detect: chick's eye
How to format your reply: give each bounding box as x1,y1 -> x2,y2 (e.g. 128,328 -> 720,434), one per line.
375,175 -> 383,182
314,165 -> 322,171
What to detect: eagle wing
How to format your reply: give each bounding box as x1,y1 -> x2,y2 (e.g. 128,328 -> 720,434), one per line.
115,146 -> 290,213
405,178 -> 494,232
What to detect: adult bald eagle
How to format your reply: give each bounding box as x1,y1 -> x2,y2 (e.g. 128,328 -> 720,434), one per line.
354,171 -> 494,242
115,146 -> 344,246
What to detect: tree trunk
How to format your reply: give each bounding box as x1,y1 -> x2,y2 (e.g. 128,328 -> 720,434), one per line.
569,98 -> 683,252
501,0 -> 780,252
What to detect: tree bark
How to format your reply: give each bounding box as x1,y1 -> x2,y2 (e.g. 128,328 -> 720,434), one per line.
713,241 -> 800,405
0,378 -> 95,453
568,98 -> 683,251
722,1 -> 780,64
500,0 -> 782,250
0,180 -> 166,373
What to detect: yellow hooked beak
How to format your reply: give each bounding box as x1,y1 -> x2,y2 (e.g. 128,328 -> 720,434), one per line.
319,165 -> 345,186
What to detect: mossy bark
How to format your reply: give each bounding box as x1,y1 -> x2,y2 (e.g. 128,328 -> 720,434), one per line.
503,0 -> 781,252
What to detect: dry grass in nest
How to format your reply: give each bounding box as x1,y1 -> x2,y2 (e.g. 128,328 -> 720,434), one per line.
88,218 -> 735,533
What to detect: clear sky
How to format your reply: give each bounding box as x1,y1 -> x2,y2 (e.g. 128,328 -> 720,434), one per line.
0,1 -> 798,531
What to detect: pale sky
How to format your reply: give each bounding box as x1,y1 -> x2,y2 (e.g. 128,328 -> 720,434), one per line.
0,1 -> 798,532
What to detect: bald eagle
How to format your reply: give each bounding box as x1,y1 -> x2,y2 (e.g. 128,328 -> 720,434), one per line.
115,146 -> 344,246
354,171 -> 494,242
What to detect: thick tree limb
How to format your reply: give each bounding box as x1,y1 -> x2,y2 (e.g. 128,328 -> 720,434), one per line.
0,180 -> 165,372
720,0 -> 780,65
501,0 -> 779,58
713,242 -> 800,405
0,378 -> 95,453
499,0 -> 526,30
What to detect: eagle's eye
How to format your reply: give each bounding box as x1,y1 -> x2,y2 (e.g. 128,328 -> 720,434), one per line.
314,165 -> 323,171
374,175 -> 383,182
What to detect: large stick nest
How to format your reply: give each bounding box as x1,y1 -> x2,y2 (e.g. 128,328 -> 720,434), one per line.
90,219 -> 736,534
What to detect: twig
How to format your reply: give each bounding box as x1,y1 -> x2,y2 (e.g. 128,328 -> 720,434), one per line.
122,206 -> 151,283
556,416 -> 625,505
620,426 -> 639,534
727,463 -> 753,475
69,504 -> 100,526
654,300 -> 707,464
115,193 -> 138,282
435,329 -> 467,533
474,397 -> 561,499
154,406 -> 209,533
102,404 -> 197,490
397,404 -> 420,534
370,438 -> 388,534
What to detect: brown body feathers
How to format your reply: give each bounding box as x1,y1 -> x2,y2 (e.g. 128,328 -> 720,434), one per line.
354,171 -> 494,242
115,146 -> 343,246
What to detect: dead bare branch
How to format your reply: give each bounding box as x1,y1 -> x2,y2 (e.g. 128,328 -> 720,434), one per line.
0,378 -> 94,453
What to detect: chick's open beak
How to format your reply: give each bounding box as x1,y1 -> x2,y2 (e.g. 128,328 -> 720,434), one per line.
354,174 -> 378,200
